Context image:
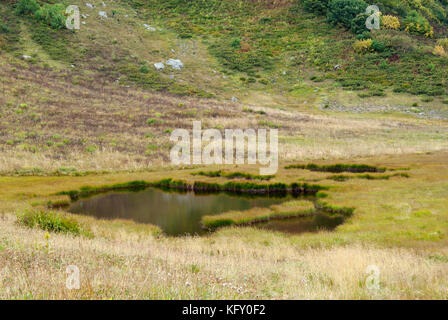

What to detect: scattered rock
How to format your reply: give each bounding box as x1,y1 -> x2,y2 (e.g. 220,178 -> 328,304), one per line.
98,11 -> 108,18
231,97 -> 238,102
86,3 -> 94,8
81,14 -> 87,19
166,59 -> 183,70
334,64 -> 341,70
282,71 -> 287,75
143,24 -> 156,31
169,75 -> 174,79
154,62 -> 164,70
22,55 -> 32,60
102,1 -> 106,6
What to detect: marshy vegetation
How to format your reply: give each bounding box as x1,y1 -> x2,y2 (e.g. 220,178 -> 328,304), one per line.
17,209 -> 92,237
327,172 -> 409,181
201,200 -> 316,229
285,163 -> 387,173
192,170 -> 274,180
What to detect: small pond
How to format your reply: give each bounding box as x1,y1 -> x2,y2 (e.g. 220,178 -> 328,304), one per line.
69,187 -> 343,236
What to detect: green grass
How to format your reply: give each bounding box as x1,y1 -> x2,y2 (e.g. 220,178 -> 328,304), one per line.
327,172 -> 409,181
202,200 -> 316,229
192,170 -> 275,180
285,163 -> 387,173
17,209 -> 91,237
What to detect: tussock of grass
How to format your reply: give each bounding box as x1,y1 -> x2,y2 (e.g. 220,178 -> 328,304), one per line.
328,172 -> 409,181
151,178 -> 327,195
46,195 -> 71,209
285,163 -> 387,173
202,200 -> 315,229
192,170 -> 275,181
316,200 -> 355,218
17,209 -> 91,237
59,180 -> 151,200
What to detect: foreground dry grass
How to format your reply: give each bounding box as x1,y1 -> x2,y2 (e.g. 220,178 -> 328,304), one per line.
1,214 -> 447,299
0,152 -> 447,299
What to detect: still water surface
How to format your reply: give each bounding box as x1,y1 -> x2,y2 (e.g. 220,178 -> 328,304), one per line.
69,188 -> 342,236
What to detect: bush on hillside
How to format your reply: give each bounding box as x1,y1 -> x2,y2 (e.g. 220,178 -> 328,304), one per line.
327,0 -> 368,29
381,15 -> 400,30
15,0 -> 40,15
350,13 -> 369,34
34,3 -> 66,29
404,10 -> 434,37
353,38 -> 372,52
371,39 -> 386,52
436,38 -> 448,50
302,0 -> 330,14
433,45 -> 446,56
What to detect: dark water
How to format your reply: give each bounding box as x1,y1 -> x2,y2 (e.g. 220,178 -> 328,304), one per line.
257,213 -> 344,235
69,188 -> 342,236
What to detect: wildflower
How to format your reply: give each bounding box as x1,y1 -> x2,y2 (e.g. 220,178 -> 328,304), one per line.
44,232 -> 50,240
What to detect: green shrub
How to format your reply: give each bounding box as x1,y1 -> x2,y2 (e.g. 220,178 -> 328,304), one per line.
327,0 -> 368,29
0,22 -> 10,33
34,4 -> 66,29
17,210 -> 90,237
371,40 -> 386,52
15,0 -> 40,15
404,10 -> 434,38
302,0 -> 330,15
356,31 -> 372,40
350,13 -> 369,34
140,65 -> 150,73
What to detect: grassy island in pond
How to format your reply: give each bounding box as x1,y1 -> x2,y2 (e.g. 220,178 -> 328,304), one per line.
202,200 -> 316,229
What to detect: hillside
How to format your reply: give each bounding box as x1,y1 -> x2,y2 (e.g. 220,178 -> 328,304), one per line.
1,0 -> 448,301
0,0 -> 448,174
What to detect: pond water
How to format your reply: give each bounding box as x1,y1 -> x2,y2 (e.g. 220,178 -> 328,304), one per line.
69,188 -> 342,236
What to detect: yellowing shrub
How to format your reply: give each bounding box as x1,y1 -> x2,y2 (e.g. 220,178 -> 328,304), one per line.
353,39 -> 373,53
381,15 -> 400,30
436,38 -> 448,50
432,45 -> 446,57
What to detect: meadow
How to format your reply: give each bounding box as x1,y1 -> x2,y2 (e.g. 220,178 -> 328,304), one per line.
1,0 -> 448,300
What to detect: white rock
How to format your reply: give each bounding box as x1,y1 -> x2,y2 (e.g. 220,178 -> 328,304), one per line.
82,21 -> 86,25
81,14 -> 87,19
166,59 -> 183,70
154,62 -> 165,70
98,11 -> 108,18
143,24 -> 156,31
86,3 -> 94,8
231,97 -> 238,102
22,55 -> 32,60
102,1 -> 106,6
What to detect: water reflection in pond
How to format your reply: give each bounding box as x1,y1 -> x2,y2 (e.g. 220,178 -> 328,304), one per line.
69,188 -> 343,236
257,213 -> 344,234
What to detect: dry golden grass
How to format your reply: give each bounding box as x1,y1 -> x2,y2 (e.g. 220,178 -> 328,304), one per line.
0,152 -> 447,299
1,214 -> 447,299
